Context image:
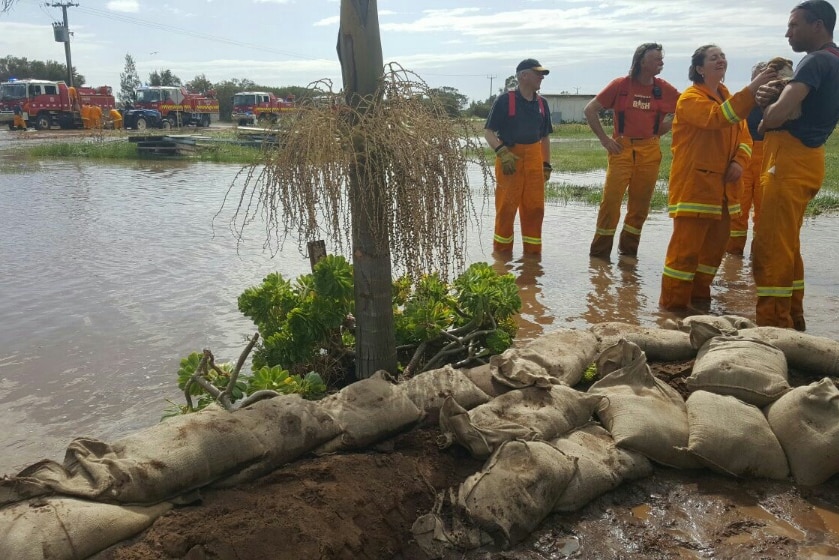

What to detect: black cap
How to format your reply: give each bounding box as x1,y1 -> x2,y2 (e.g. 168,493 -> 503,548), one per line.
516,58 -> 550,75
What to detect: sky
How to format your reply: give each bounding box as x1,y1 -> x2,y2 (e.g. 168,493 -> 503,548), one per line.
0,0 -> 810,103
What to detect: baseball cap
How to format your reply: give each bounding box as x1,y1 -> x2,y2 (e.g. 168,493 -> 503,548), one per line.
516,59 -> 550,75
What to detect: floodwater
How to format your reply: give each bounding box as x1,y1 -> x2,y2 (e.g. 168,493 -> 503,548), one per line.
1,133 -> 839,475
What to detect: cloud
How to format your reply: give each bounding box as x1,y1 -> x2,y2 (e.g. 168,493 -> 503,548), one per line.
106,0 -> 140,13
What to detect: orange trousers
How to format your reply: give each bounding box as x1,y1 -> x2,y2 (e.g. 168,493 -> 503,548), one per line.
660,210 -> 731,310
590,136 -> 662,257
752,131 -> 824,329
494,141 -> 545,254
727,140 -> 763,255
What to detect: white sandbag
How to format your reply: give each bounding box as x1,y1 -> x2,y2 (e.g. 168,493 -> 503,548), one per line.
688,335 -> 790,407
589,322 -> 695,362
588,340 -> 700,469
411,489 -> 493,557
3,404 -> 269,505
402,365 -> 490,425
684,391 -> 788,479
765,378 -> 839,486
460,363 -> 514,398
212,394 -> 341,487
490,328 -> 599,388
677,314 -> 756,333
551,423 -> 653,512
438,385 -> 604,459
457,440 -> 577,547
0,497 -> 171,560
739,327 -> 839,377
315,373 -> 423,454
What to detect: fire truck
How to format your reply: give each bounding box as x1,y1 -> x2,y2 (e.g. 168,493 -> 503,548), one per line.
0,78 -> 117,130
133,85 -> 219,128
231,91 -> 296,126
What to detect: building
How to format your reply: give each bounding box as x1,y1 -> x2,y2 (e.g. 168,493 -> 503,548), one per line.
541,93 -> 596,124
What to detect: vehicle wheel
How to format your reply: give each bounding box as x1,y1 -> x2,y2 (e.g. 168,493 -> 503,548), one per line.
168,114 -> 179,128
201,114 -> 211,128
135,117 -> 147,131
35,113 -> 51,131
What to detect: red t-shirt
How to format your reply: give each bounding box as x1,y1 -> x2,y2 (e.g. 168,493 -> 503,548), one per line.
595,76 -> 679,139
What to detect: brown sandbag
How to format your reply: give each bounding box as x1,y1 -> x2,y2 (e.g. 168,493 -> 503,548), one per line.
551,423 -> 653,512
677,314 -> 756,333
589,322 -> 695,362
588,340 -> 700,469
489,328 -> 599,388
765,378 -> 839,486
438,385 -> 604,459
401,365 -> 491,425
687,333 -> 790,407
739,326 -> 839,377
683,391 -> 788,480
0,497 -> 172,560
457,440 -> 578,547
460,363 -> 514,398
314,373 -> 423,454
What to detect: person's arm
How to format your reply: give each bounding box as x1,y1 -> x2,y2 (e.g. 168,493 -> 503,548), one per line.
658,114 -> 674,136
758,81 -> 810,133
584,97 -> 622,154
484,128 -> 504,151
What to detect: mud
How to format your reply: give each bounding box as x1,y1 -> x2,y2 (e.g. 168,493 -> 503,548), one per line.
97,362 -> 839,560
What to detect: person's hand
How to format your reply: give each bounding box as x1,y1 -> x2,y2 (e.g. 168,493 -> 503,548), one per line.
724,161 -> 743,184
496,146 -> 519,175
543,162 -> 552,183
755,80 -> 785,108
747,66 -> 778,95
600,137 -> 623,155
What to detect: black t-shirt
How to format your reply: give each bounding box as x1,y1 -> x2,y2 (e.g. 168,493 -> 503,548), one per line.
783,46 -> 839,148
485,90 -> 553,146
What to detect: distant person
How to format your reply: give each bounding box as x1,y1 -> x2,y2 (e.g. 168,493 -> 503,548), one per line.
726,61 -> 772,256
753,0 -> 839,330
584,43 -> 680,259
659,45 -> 777,311
484,59 -> 553,256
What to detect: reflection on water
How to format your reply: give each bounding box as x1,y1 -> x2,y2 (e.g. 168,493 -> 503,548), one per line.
1,156 -> 838,474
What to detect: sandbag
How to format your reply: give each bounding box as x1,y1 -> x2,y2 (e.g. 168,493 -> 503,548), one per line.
765,378 -> 839,486
457,440 -> 577,547
739,327 -> 839,377
459,363 -> 514,398
588,340 -> 700,469
676,314 -> 756,333
490,328 -> 599,388
438,385 -> 604,459
315,373 -> 423,454
212,395 -> 340,487
688,334 -> 790,407
589,322 -> 695,362
683,391 -> 788,480
0,497 -> 171,560
2,404 -> 269,505
551,423 -> 653,512
401,365 -> 490,425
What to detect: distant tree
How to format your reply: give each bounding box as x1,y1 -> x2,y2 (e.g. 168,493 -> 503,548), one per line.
118,53 -> 141,104
427,86 -> 468,117
1,0 -> 18,12
186,74 -> 213,94
148,69 -> 182,87
503,74 -> 517,92
466,96 -> 494,119
0,55 -> 84,84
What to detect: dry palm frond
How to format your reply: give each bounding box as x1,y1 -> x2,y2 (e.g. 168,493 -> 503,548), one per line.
222,64 -> 492,280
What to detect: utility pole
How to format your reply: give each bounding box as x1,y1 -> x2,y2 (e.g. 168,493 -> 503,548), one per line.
49,2 -> 79,87
487,75 -> 496,99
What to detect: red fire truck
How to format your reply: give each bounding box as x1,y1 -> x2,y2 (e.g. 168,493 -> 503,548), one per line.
0,78 -> 117,130
133,85 -> 219,128
231,91 -> 296,126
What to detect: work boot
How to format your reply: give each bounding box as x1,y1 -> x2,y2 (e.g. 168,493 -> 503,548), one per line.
793,316 -> 806,332
589,235 -> 613,259
617,231 -> 640,257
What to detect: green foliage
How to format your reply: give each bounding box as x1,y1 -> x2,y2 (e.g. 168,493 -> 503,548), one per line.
0,55 -> 84,85
148,69 -> 182,87
173,352 -> 247,414
247,366 -> 327,399
119,53 -> 141,105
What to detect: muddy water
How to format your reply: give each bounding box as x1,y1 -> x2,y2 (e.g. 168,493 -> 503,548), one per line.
1,140 -> 838,478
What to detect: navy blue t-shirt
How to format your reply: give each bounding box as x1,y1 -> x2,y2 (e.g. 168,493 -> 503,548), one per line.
485,90 -> 553,146
782,46 -> 839,148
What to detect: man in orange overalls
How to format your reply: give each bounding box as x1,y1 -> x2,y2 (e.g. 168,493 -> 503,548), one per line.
484,59 -> 553,256
755,0 -> 839,330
